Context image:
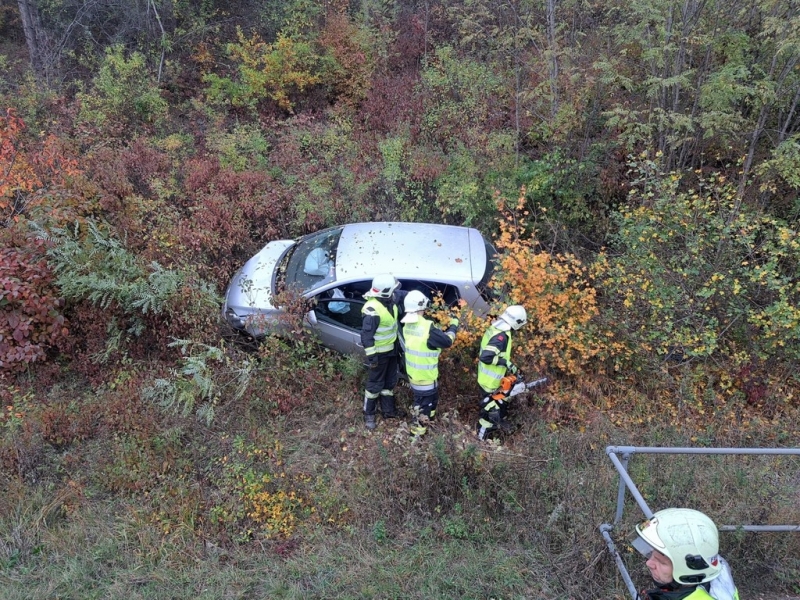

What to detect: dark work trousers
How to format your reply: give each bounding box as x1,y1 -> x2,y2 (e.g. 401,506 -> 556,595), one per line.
363,353 -> 399,416
411,383 -> 439,419
476,383 -> 511,440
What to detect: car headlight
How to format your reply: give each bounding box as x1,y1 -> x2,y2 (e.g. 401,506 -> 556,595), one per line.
224,307 -> 244,328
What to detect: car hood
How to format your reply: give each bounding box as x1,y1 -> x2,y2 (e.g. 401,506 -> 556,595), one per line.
224,239 -> 295,314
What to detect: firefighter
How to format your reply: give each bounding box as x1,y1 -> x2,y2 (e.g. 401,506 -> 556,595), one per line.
631,508 -> 740,600
361,274 -> 405,429
476,305 -> 527,441
400,290 -> 459,436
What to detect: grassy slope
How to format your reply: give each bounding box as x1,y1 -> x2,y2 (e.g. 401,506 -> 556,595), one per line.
1,364 -> 798,600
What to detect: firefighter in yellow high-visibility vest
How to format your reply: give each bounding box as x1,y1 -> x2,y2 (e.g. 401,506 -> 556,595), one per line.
476,305 -> 527,441
399,290 -> 458,436
631,508 -> 740,600
361,274 -> 405,430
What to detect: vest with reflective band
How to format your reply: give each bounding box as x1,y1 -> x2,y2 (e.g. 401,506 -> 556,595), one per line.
477,326 -> 512,392
403,318 -> 440,386
362,298 -> 398,356
643,585 -> 734,600
682,588 -> 713,600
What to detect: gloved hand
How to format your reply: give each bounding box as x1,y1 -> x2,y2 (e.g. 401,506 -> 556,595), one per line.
449,317 -> 459,328
508,362 -> 519,375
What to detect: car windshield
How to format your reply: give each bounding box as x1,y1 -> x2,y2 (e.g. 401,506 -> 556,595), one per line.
279,226 -> 344,294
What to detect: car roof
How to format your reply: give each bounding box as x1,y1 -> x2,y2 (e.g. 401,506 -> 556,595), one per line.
334,222 -> 485,284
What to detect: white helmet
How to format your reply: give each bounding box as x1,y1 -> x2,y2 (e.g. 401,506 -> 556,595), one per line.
403,290 -> 429,313
632,508 -> 723,585
364,274 -> 400,299
497,305 -> 527,331
401,290 -> 429,323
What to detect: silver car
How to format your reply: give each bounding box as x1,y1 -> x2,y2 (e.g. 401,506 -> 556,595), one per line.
222,222 -> 497,355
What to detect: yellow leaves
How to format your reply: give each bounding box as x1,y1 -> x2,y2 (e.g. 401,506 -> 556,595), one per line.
214,438 -> 311,540
220,28 -> 322,111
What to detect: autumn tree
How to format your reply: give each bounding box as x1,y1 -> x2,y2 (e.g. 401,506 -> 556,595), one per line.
451,190 -> 615,376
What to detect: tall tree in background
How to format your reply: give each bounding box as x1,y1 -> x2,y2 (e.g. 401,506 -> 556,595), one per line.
13,0 -> 182,83
17,0 -> 45,76
736,0 -> 800,199
599,0 -> 800,197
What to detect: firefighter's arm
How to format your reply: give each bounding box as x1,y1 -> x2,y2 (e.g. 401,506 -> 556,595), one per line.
479,332 -> 510,367
427,326 -> 455,350
360,307 -> 380,362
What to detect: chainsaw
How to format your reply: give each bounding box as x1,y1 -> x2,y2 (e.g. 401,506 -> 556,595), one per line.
490,374 -> 549,402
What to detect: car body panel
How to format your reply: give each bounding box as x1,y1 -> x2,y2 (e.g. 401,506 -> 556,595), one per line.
306,297 -> 367,355
335,222 -> 478,284
222,239 -> 294,335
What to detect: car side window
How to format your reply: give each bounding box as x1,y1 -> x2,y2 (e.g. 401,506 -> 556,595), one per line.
315,298 -> 365,330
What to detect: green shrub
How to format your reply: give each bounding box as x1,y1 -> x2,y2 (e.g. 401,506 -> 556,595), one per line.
203,29 -> 321,112
599,158 -> 800,366
142,339 -> 255,425
77,45 -> 168,135
204,122 -> 270,172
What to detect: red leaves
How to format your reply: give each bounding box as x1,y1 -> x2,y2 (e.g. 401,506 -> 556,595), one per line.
0,108 -> 41,219
0,239 -> 68,374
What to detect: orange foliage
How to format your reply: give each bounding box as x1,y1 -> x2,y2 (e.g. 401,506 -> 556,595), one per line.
0,108 -> 83,226
453,189 -> 620,377
0,108 -> 41,224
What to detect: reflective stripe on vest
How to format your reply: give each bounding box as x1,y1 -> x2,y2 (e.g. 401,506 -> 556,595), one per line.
681,588 -> 715,600
362,298 -> 398,355
403,318 -> 440,385
477,325 -> 512,392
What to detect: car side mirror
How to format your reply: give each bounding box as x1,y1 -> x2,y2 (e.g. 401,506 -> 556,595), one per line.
306,310 -> 318,326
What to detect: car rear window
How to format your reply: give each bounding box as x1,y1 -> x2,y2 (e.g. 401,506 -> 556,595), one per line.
476,239 -> 499,303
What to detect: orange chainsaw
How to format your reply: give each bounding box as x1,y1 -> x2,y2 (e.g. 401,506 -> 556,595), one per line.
490,374 -> 549,401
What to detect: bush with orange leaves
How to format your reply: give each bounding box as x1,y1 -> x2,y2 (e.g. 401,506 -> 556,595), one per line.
447,191 -> 620,377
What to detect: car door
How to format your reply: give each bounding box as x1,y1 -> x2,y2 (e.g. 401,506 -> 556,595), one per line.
306,295 -> 367,356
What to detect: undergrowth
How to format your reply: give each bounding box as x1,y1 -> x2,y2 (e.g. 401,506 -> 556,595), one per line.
1,358 -> 798,599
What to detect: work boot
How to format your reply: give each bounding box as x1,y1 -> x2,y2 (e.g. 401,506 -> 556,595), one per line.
477,408 -> 502,441
379,395 -> 406,419
364,413 -> 377,430
409,407 -> 429,437
476,419 -> 495,441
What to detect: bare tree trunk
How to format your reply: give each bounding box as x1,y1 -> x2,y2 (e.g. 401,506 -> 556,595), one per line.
738,53 -> 800,200
779,83 -> 800,142
546,0 -> 559,120
17,0 -> 44,75
148,0 -> 167,83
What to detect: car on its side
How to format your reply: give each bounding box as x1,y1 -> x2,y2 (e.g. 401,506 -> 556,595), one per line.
221,222 -> 497,355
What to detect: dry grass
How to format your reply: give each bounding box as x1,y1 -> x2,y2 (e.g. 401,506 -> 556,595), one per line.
1,357 -> 798,599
